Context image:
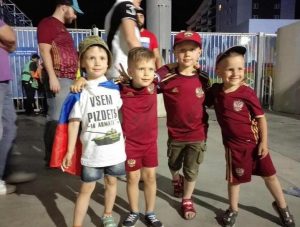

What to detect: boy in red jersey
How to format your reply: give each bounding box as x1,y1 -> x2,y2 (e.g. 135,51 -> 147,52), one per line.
121,47 -> 163,227
206,46 -> 295,227
68,47 -> 163,227
156,31 -> 210,220
71,32 -> 209,221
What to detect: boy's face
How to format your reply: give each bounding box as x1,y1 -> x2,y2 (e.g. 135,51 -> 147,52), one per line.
128,59 -> 156,88
216,54 -> 245,88
81,46 -> 109,80
174,41 -> 201,69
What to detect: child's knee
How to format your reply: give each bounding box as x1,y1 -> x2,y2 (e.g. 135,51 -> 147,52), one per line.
80,182 -> 96,194
262,174 -> 277,182
127,171 -> 140,184
142,168 -> 156,182
143,173 -> 156,184
105,176 -> 117,186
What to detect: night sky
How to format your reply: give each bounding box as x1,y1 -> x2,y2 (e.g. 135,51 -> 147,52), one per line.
10,0 -> 202,31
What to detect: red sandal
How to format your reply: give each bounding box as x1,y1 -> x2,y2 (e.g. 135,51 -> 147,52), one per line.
181,199 -> 196,220
172,174 -> 184,198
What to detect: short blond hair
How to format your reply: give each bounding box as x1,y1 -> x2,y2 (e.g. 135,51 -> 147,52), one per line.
128,47 -> 155,68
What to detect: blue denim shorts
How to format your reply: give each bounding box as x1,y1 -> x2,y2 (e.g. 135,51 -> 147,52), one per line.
81,161 -> 125,182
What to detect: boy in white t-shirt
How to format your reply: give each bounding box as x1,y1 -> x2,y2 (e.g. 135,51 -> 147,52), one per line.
61,35 -> 126,227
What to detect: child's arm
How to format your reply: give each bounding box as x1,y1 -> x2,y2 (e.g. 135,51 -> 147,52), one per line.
70,77 -> 87,93
62,119 -> 80,169
256,116 -> 269,158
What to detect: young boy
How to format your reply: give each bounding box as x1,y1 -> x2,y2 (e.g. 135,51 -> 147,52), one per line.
60,35 -> 126,227
206,46 -> 295,227
120,47 -> 163,227
68,46 -> 163,226
156,31 -> 210,220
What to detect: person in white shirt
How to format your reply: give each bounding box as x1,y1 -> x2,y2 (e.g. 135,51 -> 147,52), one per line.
104,0 -> 142,79
61,35 -> 126,227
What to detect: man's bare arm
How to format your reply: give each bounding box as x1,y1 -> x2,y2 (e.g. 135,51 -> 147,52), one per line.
39,43 -> 61,93
121,19 -> 141,49
0,24 -> 16,52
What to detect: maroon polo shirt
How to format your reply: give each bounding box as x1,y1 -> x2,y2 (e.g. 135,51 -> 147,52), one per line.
156,66 -> 208,142
37,17 -> 78,79
210,83 -> 264,146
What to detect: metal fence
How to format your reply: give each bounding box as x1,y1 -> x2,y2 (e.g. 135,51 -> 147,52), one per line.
9,27 -> 91,111
9,28 -> 276,111
170,32 -> 276,109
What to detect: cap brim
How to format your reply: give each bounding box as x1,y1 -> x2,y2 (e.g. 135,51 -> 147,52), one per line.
226,46 -> 247,55
216,46 -> 246,64
72,6 -> 84,14
173,39 -> 201,48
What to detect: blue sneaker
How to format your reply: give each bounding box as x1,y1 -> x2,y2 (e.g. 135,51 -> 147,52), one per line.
272,201 -> 295,227
145,213 -> 164,227
122,212 -> 139,227
222,208 -> 238,227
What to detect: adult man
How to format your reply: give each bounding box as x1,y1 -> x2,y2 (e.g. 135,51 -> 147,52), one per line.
104,0 -> 142,79
37,0 -> 83,166
136,7 -> 162,69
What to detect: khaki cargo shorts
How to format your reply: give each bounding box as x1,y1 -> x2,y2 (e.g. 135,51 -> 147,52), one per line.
167,139 -> 206,181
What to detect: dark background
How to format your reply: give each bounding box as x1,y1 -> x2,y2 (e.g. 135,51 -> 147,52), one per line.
10,0 -> 202,31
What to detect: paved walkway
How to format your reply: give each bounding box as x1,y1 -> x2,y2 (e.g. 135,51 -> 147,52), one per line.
0,109 -> 299,227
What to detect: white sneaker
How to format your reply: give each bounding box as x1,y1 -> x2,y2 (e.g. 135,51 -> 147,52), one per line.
5,172 -> 36,184
0,180 -> 16,195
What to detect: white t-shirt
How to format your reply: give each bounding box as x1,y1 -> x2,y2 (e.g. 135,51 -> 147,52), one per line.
69,76 -> 126,167
105,0 -> 140,79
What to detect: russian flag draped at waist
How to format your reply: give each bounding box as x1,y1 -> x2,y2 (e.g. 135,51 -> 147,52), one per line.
49,80 -> 120,176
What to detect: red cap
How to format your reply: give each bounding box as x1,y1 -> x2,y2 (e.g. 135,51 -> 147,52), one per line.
174,31 -> 202,48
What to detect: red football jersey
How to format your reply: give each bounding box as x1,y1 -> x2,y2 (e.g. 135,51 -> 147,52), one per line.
156,66 -> 208,142
120,83 -> 158,154
209,83 -> 264,146
140,29 -> 159,51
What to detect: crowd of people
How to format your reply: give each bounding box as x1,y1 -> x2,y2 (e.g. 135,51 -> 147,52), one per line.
0,0 -> 296,227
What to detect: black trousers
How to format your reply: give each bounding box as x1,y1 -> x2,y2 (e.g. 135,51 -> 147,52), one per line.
22,81 -> 36,115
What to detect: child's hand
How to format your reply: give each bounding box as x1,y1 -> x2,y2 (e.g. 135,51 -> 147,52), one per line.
117,63 -> 131,84
165,63 -> 178,70
70,77 -> 87,93
62,152 -> 73,169
258,141 -> 269,159
194,62 -> 200,70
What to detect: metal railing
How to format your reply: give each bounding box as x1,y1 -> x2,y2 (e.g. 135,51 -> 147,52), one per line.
9,28 -> 276,111
9,27 -> 91,111
0,0 -> 32,26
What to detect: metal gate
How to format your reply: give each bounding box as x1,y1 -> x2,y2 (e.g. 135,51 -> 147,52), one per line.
10,28 -> 276,111
170,32 -> 276,109
9,27 -> 91,111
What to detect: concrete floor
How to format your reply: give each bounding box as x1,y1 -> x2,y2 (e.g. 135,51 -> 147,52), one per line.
0,109 -> 299,227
